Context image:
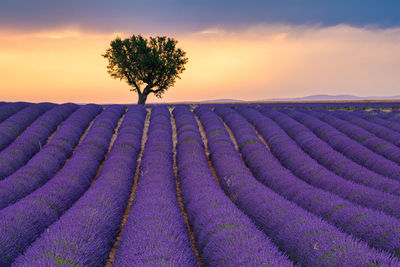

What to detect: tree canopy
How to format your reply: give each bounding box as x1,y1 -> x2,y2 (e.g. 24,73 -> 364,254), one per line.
103,35 -> 188,105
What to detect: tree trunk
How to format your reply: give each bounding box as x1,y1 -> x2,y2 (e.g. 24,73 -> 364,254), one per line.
137,92 -> 148,105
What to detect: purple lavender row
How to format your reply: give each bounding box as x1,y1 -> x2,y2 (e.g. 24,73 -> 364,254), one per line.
252,107 -> 400,219
373,110 -> 398,119
173,106 -> 292,266
269,108 -> 400,195
287,109 -> 400,182
331,109 -> 400,147
14,105 -> 145,267
0,102 -> 29,124
0,104 -> 102,209
308,109 -> 400,166
0,103 -> 77,180
0,102 -> 54,152
386,112 -> 400,123
0,105 -> 124,266
196,106 -> 398,266
353,109 -> 400,133
113,106 -> 196,266
216,106 -> 400,257
375,111 -> 390,119
230,102 -> 400,110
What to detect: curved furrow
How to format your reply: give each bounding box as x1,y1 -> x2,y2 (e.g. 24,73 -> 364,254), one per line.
332,110 -> 400,147
0,103 -> 78,180
171,108 -> 202,265
112,106 -> 197,266
0,103 -> 54,152
0,105 -> 124,266
14,106 -> 146,267
353,109 -> 400,133
269,108 -> 400,195
173,105 -> 293,266
288,108 -> 400,182
105,107 -> 150,266
247,107 -> 400,219
0,104 -> 102,209
307,109 -> 400,166
195,106 -> 398,266
0,102 -> 29,124
386,112 -> 400,124
217,106 -> 400,257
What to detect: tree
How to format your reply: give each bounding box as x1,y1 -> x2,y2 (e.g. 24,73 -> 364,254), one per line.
103,35 -> 188,105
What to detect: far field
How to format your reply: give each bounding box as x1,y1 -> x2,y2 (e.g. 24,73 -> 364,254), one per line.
0,101 -> 400,266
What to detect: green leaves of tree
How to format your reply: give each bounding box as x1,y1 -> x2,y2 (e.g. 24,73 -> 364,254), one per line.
103,35 -> 188,102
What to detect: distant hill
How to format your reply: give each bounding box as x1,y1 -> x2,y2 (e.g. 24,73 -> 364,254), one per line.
145,94 -> 400,105
203,99 -> 243,103
178,95 -> 400,103
263,94 -> 400,101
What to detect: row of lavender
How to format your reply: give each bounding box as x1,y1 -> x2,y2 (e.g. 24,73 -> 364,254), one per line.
281,107 -> 400,181
195,106 -> 398,265
0,104 -> 196,266
288,108 -> 400,180
1,105 -> 198,266
2,104 -> 265,266
0,103 -> 78,179
201,103 -> 400,255
0,102 -> 46,151
282,109 -> 400,183
173,106 -> 292,266
113,106 -> 196,266
0,105 -> 123,265
148,101 -> 400,110
0,104 -> 102,209
246,107 -> 400,220
216,107 -> 400,256
0,102 -> 29,124
14,105 -> 146,266
275,107 -> 400,181
1,101 -> 400,265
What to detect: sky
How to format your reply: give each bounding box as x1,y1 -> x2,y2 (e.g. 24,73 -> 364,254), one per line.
1,1 -> 400,103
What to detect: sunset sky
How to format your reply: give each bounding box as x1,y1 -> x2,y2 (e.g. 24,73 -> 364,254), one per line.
1,1 -> 400,103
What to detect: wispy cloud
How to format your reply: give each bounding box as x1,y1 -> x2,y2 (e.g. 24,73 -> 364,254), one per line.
1,24 -> 400,103
1,1 -> 400,35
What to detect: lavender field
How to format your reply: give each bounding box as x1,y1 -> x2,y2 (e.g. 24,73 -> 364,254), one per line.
1,101 -> 400,266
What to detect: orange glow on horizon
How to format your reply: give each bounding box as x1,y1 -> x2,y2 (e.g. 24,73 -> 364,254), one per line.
1,25 -> 400,103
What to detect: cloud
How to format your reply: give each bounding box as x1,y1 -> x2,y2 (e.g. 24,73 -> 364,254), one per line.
1,24 -> 400,103
1,1 -> 400,34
